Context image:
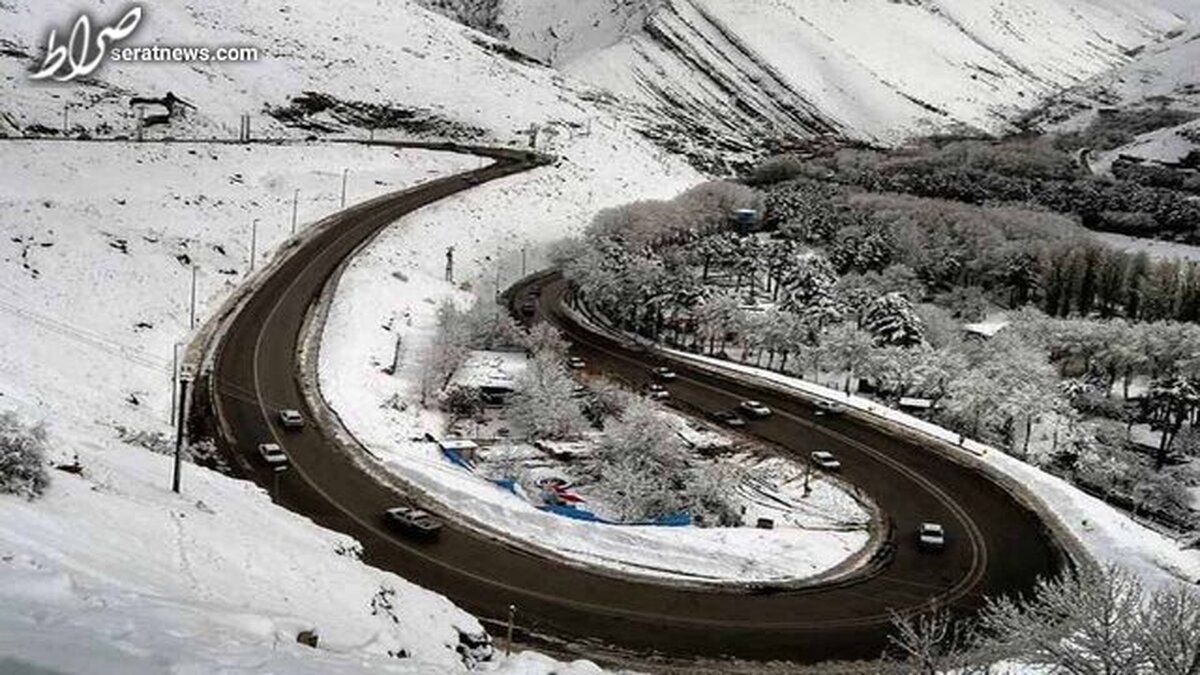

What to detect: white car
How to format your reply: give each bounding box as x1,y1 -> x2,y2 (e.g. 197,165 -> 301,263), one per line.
566,356 -> 586,370
739,400 -> 772,418
258,442 -> 288,466
652,366 -> 678,381
278,409 -> 305,429
384,506 -> 443,538
918,522 -> 946,552
810,451 -> 841,471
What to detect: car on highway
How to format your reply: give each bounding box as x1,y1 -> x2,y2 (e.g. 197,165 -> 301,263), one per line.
384,506 -> 443,539
917,522 -> 946,552
810,451 -> 841,471
813,400 -> 845,416
739,400 -> 772,418
643,383 -> 670,400
711,410 -> 747,428
278,409 -> 305,429
652,366 -> 678,381
566,356 -> 586,370
258,442 -> 288,466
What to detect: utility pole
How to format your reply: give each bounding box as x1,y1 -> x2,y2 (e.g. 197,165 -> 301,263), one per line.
291,189 -> 299,235
340,168 -> 349,208
172,369 -> 193,494
189,265 -> 198,330
386,335 -> 404,376
171,342 -> 180,426
249,219 -> 259,272
521,246 -> 527,277
505,605 -> 516,656
444,246 -> 455,283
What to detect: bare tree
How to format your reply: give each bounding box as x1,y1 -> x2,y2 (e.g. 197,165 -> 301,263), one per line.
883,604 -> 990,674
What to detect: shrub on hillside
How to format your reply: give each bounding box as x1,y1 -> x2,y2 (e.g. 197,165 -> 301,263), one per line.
0,411 -> 51,500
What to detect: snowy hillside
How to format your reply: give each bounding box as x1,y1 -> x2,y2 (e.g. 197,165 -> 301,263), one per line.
1,0 -> 697,671
422,0 -> 1185,152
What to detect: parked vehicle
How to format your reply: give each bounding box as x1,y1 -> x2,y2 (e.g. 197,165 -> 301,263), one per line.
810,451 -> 842,471
917,522 -> 946,552
739,400 -> 772,418
566,356 -> 586,369
258,442 -> 288,466
278,409 -> 305,429
652,366 -> 678,381
711,410 -> 747,428
384,506 -> 443,539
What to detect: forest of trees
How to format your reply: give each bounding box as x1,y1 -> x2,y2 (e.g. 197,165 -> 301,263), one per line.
560,155 -> 1200,530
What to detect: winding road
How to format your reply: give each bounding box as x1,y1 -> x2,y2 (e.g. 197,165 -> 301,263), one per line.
203,147 -> 1066,667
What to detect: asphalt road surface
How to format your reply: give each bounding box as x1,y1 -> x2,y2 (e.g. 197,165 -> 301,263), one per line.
208,152 -> 1065,667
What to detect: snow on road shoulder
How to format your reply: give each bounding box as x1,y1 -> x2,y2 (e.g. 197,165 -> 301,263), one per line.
317,131 -> 874,585
658,348 -> 1200,589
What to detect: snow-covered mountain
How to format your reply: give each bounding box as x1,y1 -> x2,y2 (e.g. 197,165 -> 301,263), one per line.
422,0 -> 1187,149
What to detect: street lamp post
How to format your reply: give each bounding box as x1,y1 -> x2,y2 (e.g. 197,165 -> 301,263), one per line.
172,369 -> 194,494
505,604 -> 516,656
272,465 -> 288,502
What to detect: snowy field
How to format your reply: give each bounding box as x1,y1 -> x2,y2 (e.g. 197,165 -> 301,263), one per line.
0,140 -> 611,674
1093,230 -> 1200,263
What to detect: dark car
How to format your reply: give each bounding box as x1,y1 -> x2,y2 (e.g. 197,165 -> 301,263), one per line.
643,383 -> 670,400
384,506 -> 443,539
652,366 -> 678,381
711,410 -> 747,428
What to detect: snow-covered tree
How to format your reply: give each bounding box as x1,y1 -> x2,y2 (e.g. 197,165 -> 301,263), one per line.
818,322 -> 875,392
982,565 -> 1200,675
777,253 -> 841,318
862,292 -> 926,347
0,411 -> 50,500
588,399 -> 688,522
885,606 -> 982,675
683,462 -> 745,527
522,322 -> 568,359
509,353 -> 586,440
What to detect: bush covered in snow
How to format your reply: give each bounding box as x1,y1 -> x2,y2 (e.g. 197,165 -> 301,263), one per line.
0,411 -> 51,500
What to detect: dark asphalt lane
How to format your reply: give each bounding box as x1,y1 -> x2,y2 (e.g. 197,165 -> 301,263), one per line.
207,153 -> 1065,668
